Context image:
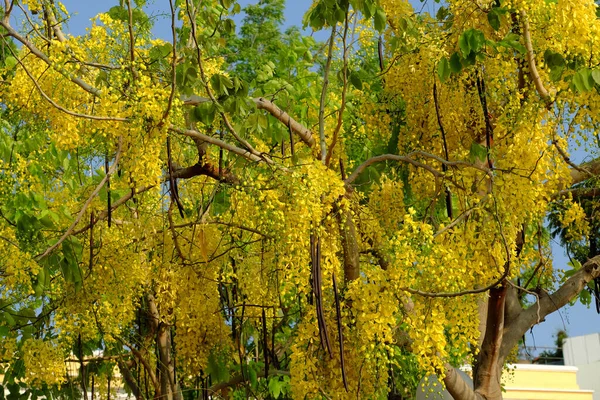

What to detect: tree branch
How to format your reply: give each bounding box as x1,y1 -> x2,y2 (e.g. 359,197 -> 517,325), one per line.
0,20 -> 101,96
254,97 -> 316,148
571,157 -> 600,185
319,25 -> 337,162
345,151 -> 491,187
325,13 -> 350,166
500,255 -> 600,359
169,125 -> 270,164
443,365 -> 483,400
520,11 -> 552,107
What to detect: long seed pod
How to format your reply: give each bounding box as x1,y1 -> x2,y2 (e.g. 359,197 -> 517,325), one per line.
89,211 -> 94,272
378,35 -> 384,72
595,278 -> 600,314
315,237 -> 333,357
288,117 -> 295,157
433,82 -> 453,220
262,307 -> 269,378
309,234 -> 315,306
167,136 -> 185,218
219,128 -> 224,179
339,158 -> 346,180
333,272 -> 348,391
105,153 -> 111,227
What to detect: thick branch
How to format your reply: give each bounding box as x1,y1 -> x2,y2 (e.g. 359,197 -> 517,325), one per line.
117,360 -> 141,399
254,98 -> 316,148
500,255 -> 600,359
172,162 -> 238,184
169,126 -> 267,164
183,95 -> 316,148
571,158 -> 600,185
520,11 -> 552,107
444,365 -> 483,400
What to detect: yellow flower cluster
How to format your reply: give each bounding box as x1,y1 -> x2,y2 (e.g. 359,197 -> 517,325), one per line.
22,339 -> 66,388
560,198 -> 590,241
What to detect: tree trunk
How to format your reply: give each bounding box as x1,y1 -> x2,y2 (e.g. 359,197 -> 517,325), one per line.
473,284 -> 507,400
148,294 -> 182,400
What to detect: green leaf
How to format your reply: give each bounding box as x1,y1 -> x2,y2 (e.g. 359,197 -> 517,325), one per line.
0,326 -> 9,337
4,56 -> 17,70
334,6 -> 345,24
449,52 -> 462,72
458,31 -> 471,57
437,57 -> 451,82
107,6 -> 128,21
580,288 -> 592,306
374,8 -> 386,32
222,19 -> 236,35
206,351 -> 230,383
248,367 -> 258,390
349,72 -> 363,90
500,33 -> 526,54
268,378 -> 282,399
150,43 -> 173,60
572,69 -> 593,92
488,9 -> 500,31
194,103 -> 217,126
468,29 -> 485,54
436,6 -> 449,21
592,70 -> 600,86
469,142 -> 488,163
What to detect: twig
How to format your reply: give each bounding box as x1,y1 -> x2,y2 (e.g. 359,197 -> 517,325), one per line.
325,14 -> 349,166
433,208 -> 477,238
319,25 -> 337,163
160,0 -> 177,126
0,20 -> 101,96
8,47 -> 126,121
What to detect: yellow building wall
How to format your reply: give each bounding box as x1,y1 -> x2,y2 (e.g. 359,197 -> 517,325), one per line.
502,364 -> 594,400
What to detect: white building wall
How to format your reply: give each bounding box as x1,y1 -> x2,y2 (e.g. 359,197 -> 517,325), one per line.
564,333 -> 600,400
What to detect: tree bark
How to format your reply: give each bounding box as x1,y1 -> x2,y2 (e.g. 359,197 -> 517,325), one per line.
500,255 -> 600,361
147,295 -> 182,400
339,210 -> 360,283
473,285 -> 507,400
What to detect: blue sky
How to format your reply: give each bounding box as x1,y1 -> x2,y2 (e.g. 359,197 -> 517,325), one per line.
47,0 -> 600,353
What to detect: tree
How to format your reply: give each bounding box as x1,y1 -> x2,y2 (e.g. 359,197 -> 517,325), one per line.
0,0 -> 600,399
532,329 -> 567,365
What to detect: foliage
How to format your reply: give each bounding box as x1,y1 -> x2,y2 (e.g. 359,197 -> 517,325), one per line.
1,0 -> 600,399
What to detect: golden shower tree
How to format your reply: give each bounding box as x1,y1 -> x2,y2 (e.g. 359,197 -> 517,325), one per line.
0,0 -> 600,399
